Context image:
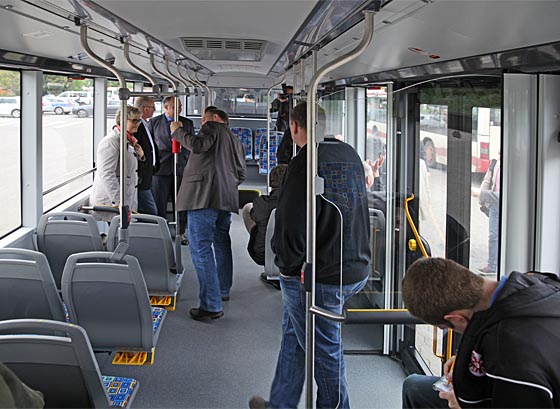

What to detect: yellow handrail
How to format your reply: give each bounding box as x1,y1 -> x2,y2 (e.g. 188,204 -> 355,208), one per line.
404,193 -> 453,364
404,194 -> 428,258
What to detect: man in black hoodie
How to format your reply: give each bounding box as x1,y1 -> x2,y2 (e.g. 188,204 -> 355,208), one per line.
402,257 -> 560,408
250,102 -> 371,409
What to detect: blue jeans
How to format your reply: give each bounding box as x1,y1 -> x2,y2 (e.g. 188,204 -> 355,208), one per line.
188,208 -> 233,312
138,188 -> 158,215
402,374 -> 447,409
268,274 -> 368,409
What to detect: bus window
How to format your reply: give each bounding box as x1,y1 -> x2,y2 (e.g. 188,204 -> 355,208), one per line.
0,69 -> 21,237
42,75 -> 94,211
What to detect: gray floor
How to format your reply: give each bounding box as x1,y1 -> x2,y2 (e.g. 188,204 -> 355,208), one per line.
99,213 -> 406,408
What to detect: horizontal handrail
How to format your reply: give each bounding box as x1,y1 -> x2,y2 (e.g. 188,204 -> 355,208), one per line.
43,168 -> 95,196
345,308 -> 424,325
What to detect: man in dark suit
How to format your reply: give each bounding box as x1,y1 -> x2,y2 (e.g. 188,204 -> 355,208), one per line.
134,96 -> 159,215
149,96 -> 194,238
170,109 -> 246,321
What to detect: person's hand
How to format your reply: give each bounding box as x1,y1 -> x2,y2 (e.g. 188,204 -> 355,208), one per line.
170,121 -> 183,133
368,155 -> 384,178
443,356 -> 455,381
471,187 -> 481,197
439,386 -> 460,409
134,143 -> 144,160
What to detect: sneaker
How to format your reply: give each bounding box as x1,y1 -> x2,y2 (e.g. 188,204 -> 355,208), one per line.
249,395 -> 268,409
479,265 -> 496,274
221,296 -> 230,302
189,308 -> 224,321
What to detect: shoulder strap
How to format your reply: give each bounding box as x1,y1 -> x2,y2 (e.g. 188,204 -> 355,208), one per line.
489,159 -> 497,176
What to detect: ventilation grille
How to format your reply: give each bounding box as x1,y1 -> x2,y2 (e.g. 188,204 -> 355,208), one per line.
180,37 -> 266,61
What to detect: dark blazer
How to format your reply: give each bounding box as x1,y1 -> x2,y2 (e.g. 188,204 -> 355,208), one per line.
149,114 -> 194,176
171,121 -> 246,213
135,120 -> 160,190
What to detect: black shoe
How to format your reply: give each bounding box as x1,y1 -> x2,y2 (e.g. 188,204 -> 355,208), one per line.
189,308 -> 224,321
249,395 -> 268,409
221,296 -> 230,302
181,233 -> 189,246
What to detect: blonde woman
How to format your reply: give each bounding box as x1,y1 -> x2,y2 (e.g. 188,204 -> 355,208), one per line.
90,105 -> 144,222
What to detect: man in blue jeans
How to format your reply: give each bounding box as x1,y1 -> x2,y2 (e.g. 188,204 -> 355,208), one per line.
171,109 -> 246,320
250,102 -> 371,408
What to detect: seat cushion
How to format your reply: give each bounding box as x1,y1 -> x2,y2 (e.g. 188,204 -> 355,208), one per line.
152,307 -> 165,334
102,375 -> 138,407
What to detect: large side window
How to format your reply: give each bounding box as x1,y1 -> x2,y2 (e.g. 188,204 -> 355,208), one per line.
106,81 -> 134,131
0,69 -> 21,237
42,74 -> 94,211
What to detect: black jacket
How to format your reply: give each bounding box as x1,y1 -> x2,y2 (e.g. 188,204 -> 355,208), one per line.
149,114 -> 193,176
135,121 -> 160,191
273,139 -> 371,285
247,188 -> 281,266
454,271 -> 560,408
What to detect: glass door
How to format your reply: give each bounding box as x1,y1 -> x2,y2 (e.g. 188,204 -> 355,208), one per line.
398,77 -> 502,375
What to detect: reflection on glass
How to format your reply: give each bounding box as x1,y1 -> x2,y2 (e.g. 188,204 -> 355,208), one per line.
207,88 -> 271,117
0,69 -> 21,237
43,75 -> 94,211
320,90 -> 345,140
470,107 -> 501,277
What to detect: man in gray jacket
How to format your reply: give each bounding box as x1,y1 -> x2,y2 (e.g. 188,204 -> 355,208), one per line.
171,109 -> 246,320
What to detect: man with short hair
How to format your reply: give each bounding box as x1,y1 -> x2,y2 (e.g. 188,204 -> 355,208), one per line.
402,257 -> 560,408
170,108 -> 246,320
149,97 -> 193,239
134,96 -> 159,215
242,164 -> 288,266
250,102 -> 371,409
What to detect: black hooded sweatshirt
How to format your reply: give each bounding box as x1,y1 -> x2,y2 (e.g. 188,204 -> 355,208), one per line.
454,271 -> 560,408
272,138 -> 371,285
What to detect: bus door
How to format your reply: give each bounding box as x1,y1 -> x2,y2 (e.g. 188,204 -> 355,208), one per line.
398,77 -> 503,375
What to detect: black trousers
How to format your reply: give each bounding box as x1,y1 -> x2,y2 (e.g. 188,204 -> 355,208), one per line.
151,174 -> 187,234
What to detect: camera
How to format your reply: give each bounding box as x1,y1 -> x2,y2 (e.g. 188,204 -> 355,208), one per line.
432,375 -> 452,393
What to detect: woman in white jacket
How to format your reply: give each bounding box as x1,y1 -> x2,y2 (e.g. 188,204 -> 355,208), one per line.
89,105 -> 144,222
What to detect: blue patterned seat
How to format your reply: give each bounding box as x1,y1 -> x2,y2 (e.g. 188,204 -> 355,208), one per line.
259,131 -> 284,174
103,376 -> 139,408
0,319 -> 140,408
152,307 -> 165,334
254,128 -> 268,160
230,127 -> 253,159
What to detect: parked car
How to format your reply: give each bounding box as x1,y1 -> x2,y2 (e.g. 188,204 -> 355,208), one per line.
72,100 -> 121,118
0,96 -> 20,118
57,91 -> 93,105
42,96 -> 75,114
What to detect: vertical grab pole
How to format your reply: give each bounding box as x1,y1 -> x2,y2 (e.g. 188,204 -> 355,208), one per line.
80,24 -> 130,250
188,69 -> 208,114
150,54 -> 181,243
194,71 -> 212,112
266,75 -> 285,192
304,11 -> 375,408
177,64 -> 197,113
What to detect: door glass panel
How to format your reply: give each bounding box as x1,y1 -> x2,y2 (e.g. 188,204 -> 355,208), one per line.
408,78 -> 502,375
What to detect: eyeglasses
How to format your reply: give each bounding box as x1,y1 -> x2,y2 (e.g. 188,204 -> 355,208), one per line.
128,118 -> 141,124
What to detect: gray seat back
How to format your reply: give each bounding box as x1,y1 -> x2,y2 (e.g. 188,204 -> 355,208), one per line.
0,248 -> 65,322
264,208 -> 280,277
37,212 -> 104,289
62,252 -> 155,351
0,319 -> 111,408
107,214 -> 180,294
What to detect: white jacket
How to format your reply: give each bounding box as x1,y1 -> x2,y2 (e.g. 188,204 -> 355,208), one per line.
89,127 -> 138,222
